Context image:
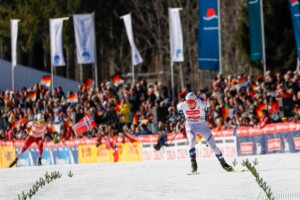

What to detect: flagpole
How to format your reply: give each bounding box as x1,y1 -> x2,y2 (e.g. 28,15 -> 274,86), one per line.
132,63 -> 135,85
218,0 -> 222,74
49,19 -> 54,92
92,13 -> 98,88
171,61 -> 175,101
12,65 -> 14,90
51,64 -> 54,91
260,0 -> 266,77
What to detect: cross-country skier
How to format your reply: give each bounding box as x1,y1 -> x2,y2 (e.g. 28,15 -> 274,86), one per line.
177,92 -> 233,173
9,113 -> 48,167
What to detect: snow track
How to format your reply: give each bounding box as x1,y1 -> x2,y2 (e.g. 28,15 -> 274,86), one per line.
1,153 -> 300,200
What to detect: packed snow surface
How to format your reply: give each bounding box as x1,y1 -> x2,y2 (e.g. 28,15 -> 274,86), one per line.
1,153 -> 300,200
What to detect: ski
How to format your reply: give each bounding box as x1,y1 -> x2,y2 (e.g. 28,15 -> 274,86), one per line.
187,172 -> 200,175
220,169 -> 248,173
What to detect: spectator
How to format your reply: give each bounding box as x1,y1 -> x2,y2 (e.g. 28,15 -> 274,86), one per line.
258,110 -> 272,128
0,129 -> 7,141
134,124 -> 153,136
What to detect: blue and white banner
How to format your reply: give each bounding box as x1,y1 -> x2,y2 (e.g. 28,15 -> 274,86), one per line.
288,0 -> 300,59
10,19 -> 19,68
169,8 -> 184,62
73,14 -> 95,64
198,0 -> 220,71
248,0 -> 263,61
121,13 -> 143,65
50,18 -> 66,67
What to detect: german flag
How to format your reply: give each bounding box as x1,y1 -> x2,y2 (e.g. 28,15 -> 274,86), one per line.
256,103 -> 267,120
268,101 -> 279,115
86,78 -> 94,90
133,112 -> 139,125
27,91 -> 37,101
40,76 -> 51,87
239,74 -> 247,83
111,73 -> 123,86
63,120 -> 73,130
221,107 -> 230,119
67,92 -> 78,103
1,94 -> 14,107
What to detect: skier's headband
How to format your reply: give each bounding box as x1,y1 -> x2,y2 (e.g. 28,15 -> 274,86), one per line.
186,99 -> 196,104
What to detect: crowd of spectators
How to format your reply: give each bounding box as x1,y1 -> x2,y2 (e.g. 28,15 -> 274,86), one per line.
1,69 -> 300,143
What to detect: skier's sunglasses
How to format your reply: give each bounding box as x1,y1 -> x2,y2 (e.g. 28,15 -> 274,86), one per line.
186,99 -> 196,104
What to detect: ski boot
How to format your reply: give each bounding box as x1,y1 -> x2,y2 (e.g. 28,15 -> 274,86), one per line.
216,153 -> 233,172
191,158 -> 198,173
38,157 -> 42,166
9,157 -> 18,168
220,159 -> 234,172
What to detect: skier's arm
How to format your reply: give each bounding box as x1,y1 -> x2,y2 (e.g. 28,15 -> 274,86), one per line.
203,101 -> 211,121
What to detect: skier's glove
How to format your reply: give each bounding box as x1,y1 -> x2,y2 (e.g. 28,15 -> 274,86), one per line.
178,110 -> 184,117
204,107 -> 210,121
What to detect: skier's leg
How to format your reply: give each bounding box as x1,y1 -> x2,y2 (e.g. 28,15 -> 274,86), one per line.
198,123 -> 233,171
36,137 -> 44,166
186,125 -> 197,173
9,135 -> 34,168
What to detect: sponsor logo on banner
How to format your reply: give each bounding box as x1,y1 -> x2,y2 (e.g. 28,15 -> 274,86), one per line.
203,8 -> 218,30
267,139 -> 281,151
166,149 -> 176,160
294,137 -> 300,149
203,8 -> 218,20
240,142 -> 254,154
153,149 -> 164,160
291,0 -> 299,7
262,125 -> 276,134
249,0 -> 259,4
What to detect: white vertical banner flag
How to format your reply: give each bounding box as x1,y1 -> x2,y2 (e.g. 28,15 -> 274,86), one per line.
11,19 -> 20,68
73,14 -> 95,64
50,18 -> 66,67
121,13 -> 143,65
169,8 -> 184,62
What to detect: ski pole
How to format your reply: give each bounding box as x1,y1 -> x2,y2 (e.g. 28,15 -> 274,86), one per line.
167,131 -> 178,146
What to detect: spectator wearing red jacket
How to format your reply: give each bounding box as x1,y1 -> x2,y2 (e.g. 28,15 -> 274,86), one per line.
258,110 -> 272,128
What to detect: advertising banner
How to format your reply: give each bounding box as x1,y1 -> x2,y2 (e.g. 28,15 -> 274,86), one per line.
198,0 -> 220,71
118,142 -> 142,162
0,145 -> 16,168
248,0 -> 263,61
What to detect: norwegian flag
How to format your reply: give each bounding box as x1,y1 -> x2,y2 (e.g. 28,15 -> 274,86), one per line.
72,114 -> 96,135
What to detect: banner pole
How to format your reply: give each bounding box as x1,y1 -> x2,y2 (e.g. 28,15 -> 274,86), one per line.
218,0 -> 222,74
49,19 -> 54,91
51,64 -> 54,91
12,65 -> 14,90
260,0 -> 266,77
92,13 -> 98,88
171,61 -> 175,101
132,63 -> 135,85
